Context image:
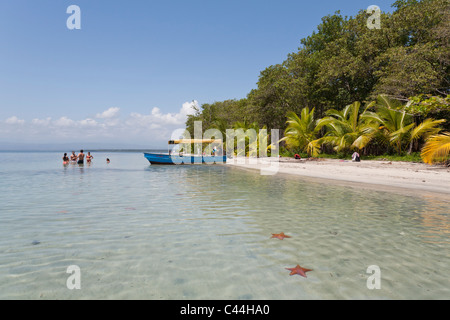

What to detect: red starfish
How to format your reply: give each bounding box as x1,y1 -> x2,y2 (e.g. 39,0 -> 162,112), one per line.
286,265 -> 313,278
271,232 -> 291,240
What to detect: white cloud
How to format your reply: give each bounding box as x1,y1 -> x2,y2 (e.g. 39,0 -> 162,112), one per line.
128,101 -> 199,128
32,117 -> 52,126
53,117 -> 75,127
79,118 -> 99,127
5,116 -> 25,125
96,107 -> 120,119
0,101 -> 198,146
181,100 -> 198,117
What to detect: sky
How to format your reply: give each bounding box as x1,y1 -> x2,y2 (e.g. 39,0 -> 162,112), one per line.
0,0 -> 396,149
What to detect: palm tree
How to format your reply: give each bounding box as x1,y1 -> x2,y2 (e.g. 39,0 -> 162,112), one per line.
365,95 -> 446,154
361,95 -> 411,154
231,119 -> 260,157
280,108 -> 322,157
421,132 -> 450,164
232,119 -> 259,132
248,125 -> 271,157
409,118 -> 446,153
318,101 -> 376,153
377,107 -> 415,154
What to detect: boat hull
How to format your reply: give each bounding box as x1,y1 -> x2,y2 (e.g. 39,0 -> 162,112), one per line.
144,153 -> 226,165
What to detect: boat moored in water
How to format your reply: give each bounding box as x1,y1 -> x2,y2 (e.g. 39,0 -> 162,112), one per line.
144,139 -> 227,165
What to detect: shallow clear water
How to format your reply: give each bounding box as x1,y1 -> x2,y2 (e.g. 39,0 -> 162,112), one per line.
0,152 -> 448,300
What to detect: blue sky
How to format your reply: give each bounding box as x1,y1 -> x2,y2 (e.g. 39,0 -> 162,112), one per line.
0,0 -> 396,148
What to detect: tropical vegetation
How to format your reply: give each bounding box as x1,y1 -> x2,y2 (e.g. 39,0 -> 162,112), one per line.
186,0 -> 449,164
421,132 -> 450,164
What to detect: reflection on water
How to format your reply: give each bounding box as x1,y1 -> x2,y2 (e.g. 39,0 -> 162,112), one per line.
419,198 -> 450,244
0,152 -> 448,300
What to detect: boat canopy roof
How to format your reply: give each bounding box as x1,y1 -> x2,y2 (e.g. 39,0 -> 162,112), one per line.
169,139 -> 222,145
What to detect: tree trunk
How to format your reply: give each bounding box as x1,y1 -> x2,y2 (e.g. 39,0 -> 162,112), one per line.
408,140 -> 413,155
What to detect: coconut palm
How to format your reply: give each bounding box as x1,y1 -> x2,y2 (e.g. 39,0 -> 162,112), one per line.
421,132 -> 450,164
230,120 -> 261,157
409,118 -> 446,153
362,95 -> 413,154
247,125 -> 272,157
377,107 -> 415,154
280,107 -> 322,157
318,101 -> 376,153
365,95 -> 446,154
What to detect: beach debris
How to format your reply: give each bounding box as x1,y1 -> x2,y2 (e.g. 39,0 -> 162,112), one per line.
286,265 -> 313,278
31,240 -> 41,246
271,232 -> 291,240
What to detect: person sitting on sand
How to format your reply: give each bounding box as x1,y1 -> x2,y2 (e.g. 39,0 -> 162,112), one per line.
86,152 -> 93,163
352,152 -> 361,162
77,150 -> 85,165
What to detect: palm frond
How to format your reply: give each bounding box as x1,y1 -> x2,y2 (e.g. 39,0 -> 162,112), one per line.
421,132 -> 450,164
410,119 -> 445,142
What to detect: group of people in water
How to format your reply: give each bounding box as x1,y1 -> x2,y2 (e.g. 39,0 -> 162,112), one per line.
62,150 -> 94,165
63,150 -> 111,165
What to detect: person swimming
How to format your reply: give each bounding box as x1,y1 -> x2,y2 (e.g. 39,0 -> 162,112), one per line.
86,152 -> 94,163
70,151 -> 77,162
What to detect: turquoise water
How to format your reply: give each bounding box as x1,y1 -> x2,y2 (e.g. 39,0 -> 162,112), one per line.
0,152 -> 448,300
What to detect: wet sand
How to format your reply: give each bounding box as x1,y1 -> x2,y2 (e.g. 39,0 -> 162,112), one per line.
227,157 -> 450,199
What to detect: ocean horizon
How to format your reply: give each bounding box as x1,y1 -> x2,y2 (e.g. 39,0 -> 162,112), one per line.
0,141 -> 167,152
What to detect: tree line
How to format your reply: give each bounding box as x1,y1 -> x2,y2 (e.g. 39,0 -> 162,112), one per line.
186,0 -> 449,163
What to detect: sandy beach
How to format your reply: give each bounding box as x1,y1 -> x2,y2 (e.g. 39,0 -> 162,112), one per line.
227,157 -> 450,198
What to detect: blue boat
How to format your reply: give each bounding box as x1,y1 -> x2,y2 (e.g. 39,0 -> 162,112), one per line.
144,153 -> 227,165
144,139 -> 227,165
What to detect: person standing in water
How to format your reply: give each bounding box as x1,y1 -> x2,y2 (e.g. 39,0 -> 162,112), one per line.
70,151 -> 77,162
77,150 -> 85,165
63,153 -> 70,165
86,152 -> 94,163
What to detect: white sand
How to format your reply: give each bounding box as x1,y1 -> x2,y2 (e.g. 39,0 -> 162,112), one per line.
226,157 -> 450,198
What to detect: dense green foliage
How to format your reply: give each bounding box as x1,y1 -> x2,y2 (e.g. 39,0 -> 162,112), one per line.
186,0 -> 449,162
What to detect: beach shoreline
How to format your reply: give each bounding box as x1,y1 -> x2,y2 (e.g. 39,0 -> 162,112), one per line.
226,157 -> 450,200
